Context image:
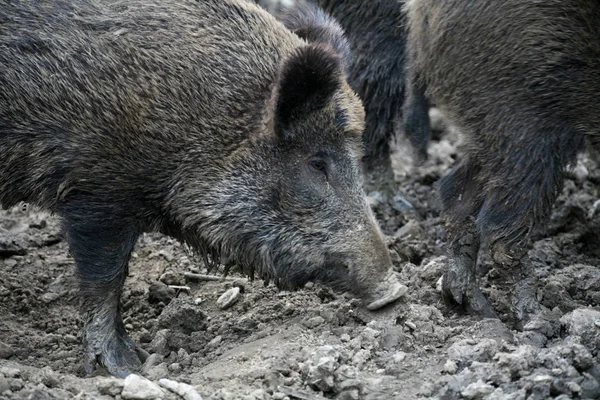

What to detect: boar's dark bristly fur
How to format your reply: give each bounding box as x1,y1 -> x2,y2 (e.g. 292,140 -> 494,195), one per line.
405,0 -> 600,320
314,0 -> 431,180
0,0 -> 397,378
279,3 -> 351,72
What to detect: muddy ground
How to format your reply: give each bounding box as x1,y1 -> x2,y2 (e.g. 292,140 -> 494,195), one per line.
1,112 -> 600,400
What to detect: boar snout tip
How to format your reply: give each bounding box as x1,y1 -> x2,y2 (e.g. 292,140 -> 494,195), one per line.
363,270 -> 408,310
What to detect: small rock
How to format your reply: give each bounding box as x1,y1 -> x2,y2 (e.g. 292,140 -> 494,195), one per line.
168,363 -> 182,374
37,366 -> 59,388
0,376 -> 10,394
443,359 -> 458,374
566,381 -> 582,394
148,282 -> 176,305
159,271 -> 181,285
404,321 -> 417,331
393,352 -> 406,363
448,338 -> 500,365
0,342 -> 14,359
149,329 -> 170,356
0,367 -> 20,378
217,287 -> 241,310
97,377 -> 124,396
121,374 -> 166,400
494,345 -> 536,376
436,276 -> 443,293
208,335 -> 222,347
9,378 -> 23,391
157,297 -> 207,334
141,353 -> 162,376
581,374 -> 600,399
307,356 -> 338,392
303,316 -> 325,329
146,363 -> 170,381
560,308 -> 600,352
460,380 -> 494,399
159,378 -> 203,400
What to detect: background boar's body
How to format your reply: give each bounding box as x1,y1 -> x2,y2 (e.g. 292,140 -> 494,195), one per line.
0,0 -> 401,377
405,0 -> 600,322
313,0 -> 431,192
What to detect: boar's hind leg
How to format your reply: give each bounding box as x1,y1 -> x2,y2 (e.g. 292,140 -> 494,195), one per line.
60,202 -> 145,378
439,157 -> 497,318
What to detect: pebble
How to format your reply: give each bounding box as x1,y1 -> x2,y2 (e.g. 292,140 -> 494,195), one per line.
0,376 -> 10,394
157,297 -> 207,334
141,353 -> 162,375
148,282 -> 176,305
460,380 -> 494,399
0,342 -> 14,359
168,363 -> 182,374
436,276 -> 443,293
0,367 -> 20,378
560,308 -> 600,350
217,287 -> 241,310
303,316 -> 325,328
159,378 -> 203,400
121,374 -> 166,400
393,352 -> 407,363
97,377 -> 124,396
443,359 -> 458,374
307,356 -> 338,392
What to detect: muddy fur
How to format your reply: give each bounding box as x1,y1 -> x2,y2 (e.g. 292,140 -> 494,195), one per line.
0,0 -> 393,377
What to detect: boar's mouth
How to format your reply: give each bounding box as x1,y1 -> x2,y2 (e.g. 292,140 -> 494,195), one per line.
313,258 -> 359,293
316,258 -> 407,311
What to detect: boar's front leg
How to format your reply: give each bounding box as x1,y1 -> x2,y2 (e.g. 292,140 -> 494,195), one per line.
439,158 -> 497,318
60,200 -> 146,378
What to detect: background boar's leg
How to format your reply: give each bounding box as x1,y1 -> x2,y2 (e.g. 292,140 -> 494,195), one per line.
444,219 -> 497,318
439,157 -> 496,318
403,76 -> 431,164
60,201 -> 144,377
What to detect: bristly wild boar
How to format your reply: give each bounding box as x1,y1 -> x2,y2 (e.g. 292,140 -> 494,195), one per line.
404,0 -> 600,322
311,0 -> 431,189
0,0 -> 405,377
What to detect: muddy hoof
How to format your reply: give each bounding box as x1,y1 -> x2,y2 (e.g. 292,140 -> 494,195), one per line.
84,330 -> 146,378
442,268 -> 497,319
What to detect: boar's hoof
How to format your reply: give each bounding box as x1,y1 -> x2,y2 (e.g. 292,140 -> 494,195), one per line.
442,264 -> 497,319
365,271 -> 408,310
83,328 -> 147,378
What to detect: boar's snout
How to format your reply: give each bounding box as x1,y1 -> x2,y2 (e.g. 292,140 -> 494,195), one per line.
342,219 -> 407,311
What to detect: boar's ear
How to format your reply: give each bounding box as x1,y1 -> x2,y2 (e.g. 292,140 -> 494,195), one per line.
280,3 -> 352,71
273,44 -> 343,138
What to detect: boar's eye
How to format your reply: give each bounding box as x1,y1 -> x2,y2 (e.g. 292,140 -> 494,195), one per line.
309,159 -> 327,174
